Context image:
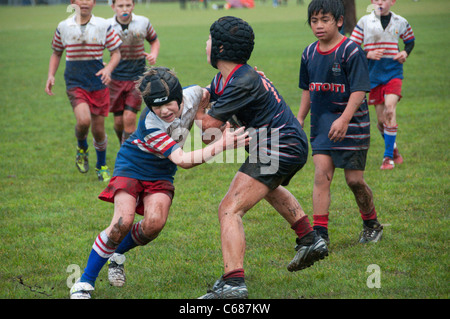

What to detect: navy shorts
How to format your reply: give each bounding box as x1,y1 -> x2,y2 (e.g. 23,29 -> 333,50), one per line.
239,155 -> 306,191
312,149 -> 368,170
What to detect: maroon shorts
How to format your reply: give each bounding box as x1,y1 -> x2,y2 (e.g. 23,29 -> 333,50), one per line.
66,87 -> 110,117
109,79 -> 142,114
368,78 -> 402,105
98,176 -> 175,216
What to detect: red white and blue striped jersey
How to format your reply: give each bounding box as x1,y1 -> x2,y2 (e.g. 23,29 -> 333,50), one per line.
107,14 -> 158,81
51,15 -> 122,91
208,64 -> 308,165
112,86 -> 203,182
299,37 -> 371,151
350,11 -> 415,88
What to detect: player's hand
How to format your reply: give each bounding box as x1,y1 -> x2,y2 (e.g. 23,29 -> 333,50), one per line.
367,49 -> 385,60
96,68 -> 112,85
328,117 -> 349,142
200,88 -> 211,110
144,52 -> 157,65
394,51 -> 408,64
254,66 -> 272,83
45,76 -> 55,96
221,122 -> 251,150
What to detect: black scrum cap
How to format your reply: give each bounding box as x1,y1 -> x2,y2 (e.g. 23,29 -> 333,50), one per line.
210,16 -> 255,69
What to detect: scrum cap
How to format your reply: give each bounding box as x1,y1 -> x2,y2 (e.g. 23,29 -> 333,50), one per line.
137,67 -> 183,109
209,16 -> 255,69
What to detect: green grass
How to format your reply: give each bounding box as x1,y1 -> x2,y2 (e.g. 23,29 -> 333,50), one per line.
0,0 -> 449,300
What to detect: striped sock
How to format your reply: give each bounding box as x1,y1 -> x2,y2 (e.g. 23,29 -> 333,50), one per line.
80,231 -> 117,286
116,221 -> 152,255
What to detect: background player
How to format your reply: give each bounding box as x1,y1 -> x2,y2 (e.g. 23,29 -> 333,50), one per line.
70,67 -> 249,299
297,0 -> 383,245
350,0 -> 415,170
197,16 -> 328,299
45,0 -> 122,182
108,0 -> 161,145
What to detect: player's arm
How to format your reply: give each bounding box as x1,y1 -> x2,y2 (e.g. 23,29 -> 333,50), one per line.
168,123 -> 249,169
328,91 -> 366,142
144,38 -> 160,65
45,50 -> 63,96
297,89 -> 311,128
96,48 -> 121,85
394,40 -> 414,64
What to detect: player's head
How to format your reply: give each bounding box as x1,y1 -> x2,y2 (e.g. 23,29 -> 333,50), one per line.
70,0 -> 96,18
371,0 -> 396,17
209,16 -> 255,69
111,0 -> 135,23
136,67 -> 183,116
307,0 -> 344,31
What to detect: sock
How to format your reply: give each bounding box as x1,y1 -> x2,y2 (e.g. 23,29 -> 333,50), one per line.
360,208 -> 378,228
80,231 -> 117,287
78,138 -> 88,151
291,215 -> 313,240
223,268 -> 245,284
313,213 -> 329,229
93,135 -> 107,169
383,124 -> 397,159
115,221 -> 147,254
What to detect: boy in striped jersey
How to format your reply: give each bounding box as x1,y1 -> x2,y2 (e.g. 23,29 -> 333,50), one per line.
297,0 -> 383,245
45,0 -> 122,182
108,0 -> 161,145
350,0 -> 415,170
70,67 -> 250,299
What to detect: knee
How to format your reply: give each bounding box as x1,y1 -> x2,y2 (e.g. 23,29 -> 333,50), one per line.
346,178 -> 365,193
315,169 -> 333,187
108,219 -> 133,243
383,106 -> 396,122
218,200 -> 243,223
141,215 -> 167,239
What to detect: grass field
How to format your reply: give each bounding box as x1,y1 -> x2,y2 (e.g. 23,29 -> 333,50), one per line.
0,0 -> 448,301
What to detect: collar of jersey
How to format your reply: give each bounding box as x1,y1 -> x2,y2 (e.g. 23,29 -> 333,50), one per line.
214,64 -> 243,96
68,14 -> 98,26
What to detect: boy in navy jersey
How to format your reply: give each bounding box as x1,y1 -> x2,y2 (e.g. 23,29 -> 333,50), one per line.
70,67 -> 249,299
45,0 -> 122,182
198,16 -> 328,299
108,0 -> 160,144
297,0 -> 383,245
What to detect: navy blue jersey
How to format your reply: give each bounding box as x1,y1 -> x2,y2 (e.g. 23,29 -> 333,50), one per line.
208,63 -> 308,164
299,37 -> 371,151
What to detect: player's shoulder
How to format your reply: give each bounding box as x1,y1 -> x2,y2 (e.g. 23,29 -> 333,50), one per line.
232,64 -> 259,84
302,41 -> 319,59
91,15 -> 110,27
106,16 -> 116,24
183,85 -> 203,102
132,14 -> 150,23
390,11 -> 410,25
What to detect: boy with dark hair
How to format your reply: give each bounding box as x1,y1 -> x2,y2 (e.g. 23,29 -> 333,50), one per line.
197,16 -> 328,299
297,0 -> 383,245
